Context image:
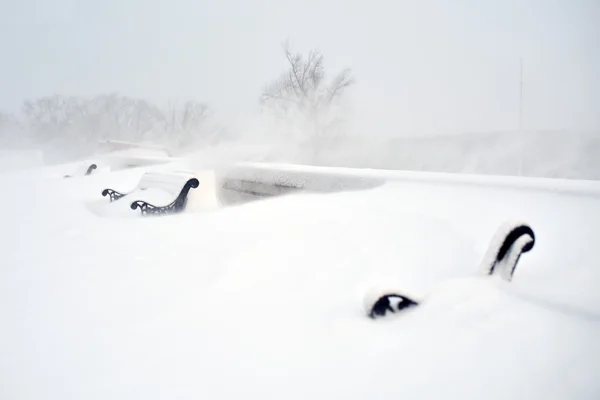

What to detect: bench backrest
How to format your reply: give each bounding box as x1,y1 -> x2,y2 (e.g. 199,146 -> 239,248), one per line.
138,172 -> 197,195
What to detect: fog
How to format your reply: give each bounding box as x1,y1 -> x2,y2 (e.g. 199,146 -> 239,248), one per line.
0,0 -> 599,175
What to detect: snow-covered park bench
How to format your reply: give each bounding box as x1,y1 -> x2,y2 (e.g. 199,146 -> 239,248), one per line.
101,171 -> 200,216
216,162 -> 386,205
64,163 -> 97,178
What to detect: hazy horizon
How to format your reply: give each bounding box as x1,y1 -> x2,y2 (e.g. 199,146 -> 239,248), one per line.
1,0 -> 599,135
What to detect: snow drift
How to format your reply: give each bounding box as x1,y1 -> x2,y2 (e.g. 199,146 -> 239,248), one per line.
0,159 -> 599,400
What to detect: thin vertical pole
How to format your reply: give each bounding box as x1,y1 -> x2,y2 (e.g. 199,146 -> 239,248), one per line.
518,57 -> 524,176
519,58 -> 524,131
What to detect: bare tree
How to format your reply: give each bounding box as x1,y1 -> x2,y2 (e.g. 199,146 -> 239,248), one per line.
19,93 -> 217,160
23,96 -> 76,128
260,40 -> 355,144
89,94 -> 163,141
0,111 -> 17,143
0,111 -> 12,128
160,100 -> 210,148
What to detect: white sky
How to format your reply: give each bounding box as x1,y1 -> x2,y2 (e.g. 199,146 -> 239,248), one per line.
1,0 -> 599,134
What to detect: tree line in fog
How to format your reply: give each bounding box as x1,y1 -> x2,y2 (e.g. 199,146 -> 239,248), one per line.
0,40 -> 356,160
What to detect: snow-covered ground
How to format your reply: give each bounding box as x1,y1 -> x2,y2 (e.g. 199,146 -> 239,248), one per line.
1,158 -> 599,400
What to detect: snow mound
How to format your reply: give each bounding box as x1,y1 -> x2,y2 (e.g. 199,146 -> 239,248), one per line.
0,162 -> 599,399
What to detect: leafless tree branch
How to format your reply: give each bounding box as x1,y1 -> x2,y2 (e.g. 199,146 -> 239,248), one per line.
260,40 -> 355,144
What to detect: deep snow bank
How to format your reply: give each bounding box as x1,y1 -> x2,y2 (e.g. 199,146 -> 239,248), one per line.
0,164 -> 599,400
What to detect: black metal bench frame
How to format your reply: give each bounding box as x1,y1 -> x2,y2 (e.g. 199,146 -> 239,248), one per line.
64,163 -> 97,178
130,177 -> 199,216
102,172 -> 200,216
101,188 -> 127,202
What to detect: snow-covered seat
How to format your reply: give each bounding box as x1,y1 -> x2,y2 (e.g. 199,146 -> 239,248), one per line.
363,221 -> 536,319
64,163 -> 97,178
101,171 -> 199,216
